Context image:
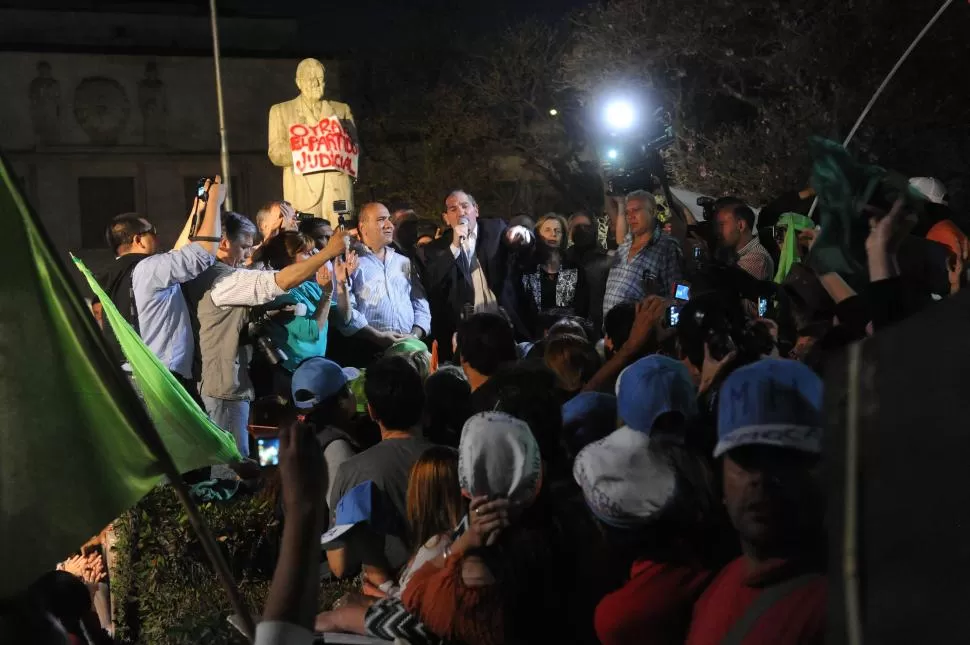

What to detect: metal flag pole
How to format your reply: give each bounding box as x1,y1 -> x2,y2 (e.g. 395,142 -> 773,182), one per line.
210,0 -> 232,210
806,0 -> 956,220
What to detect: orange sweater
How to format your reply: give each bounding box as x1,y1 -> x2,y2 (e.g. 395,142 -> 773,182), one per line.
402,556 -> 504,645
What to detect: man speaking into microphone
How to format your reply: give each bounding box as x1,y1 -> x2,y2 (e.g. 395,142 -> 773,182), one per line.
418,189 -> 532,359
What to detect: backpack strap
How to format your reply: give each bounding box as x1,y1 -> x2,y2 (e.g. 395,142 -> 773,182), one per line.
720,572 -> 823,645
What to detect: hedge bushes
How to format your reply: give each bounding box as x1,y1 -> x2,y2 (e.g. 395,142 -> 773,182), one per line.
111,484 -> 354,645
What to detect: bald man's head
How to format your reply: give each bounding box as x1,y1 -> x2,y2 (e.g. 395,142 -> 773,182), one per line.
359,202 -> 394,251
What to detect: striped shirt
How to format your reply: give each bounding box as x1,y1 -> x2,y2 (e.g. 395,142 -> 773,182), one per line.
341,245 -> 431,336
209,267 -> 286,308
735,236 -> 774,282
603,228 -> 683,318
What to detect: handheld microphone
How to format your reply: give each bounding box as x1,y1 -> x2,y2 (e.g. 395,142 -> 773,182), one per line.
458,216 -> 469,245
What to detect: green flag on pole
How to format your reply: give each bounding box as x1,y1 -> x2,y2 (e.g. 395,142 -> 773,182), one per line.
72,256 -> 241,469
0,154 -> 238,598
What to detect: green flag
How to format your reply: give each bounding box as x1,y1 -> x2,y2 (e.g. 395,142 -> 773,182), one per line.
807,136 -> 925,281
0,155 -> 237,598
73,256 -> 240,469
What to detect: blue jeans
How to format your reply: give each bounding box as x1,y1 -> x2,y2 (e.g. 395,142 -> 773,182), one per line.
202,396 -> 251,458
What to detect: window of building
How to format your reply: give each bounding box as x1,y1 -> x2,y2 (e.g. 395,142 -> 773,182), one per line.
78,177 -> 136,249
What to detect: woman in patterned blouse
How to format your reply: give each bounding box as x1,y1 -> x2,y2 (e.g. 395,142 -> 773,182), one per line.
519,213 -> 589,337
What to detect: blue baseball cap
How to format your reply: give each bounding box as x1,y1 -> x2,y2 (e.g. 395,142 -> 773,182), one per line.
615,355 -> 697,433
562,392 -> 618,451
320,480 -> 378,547
715,359 -> 823,458
291,357 -> 360,410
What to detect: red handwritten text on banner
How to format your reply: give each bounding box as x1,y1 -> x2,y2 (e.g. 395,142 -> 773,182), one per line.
289,116 -> 359,178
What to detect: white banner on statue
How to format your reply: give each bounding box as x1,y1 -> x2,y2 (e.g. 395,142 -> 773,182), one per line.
289,116 -> 359,178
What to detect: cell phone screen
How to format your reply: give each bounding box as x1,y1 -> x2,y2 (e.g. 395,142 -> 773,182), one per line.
257,437 -> 280,467
674,283 -> 691,300
758,297 -> 769,318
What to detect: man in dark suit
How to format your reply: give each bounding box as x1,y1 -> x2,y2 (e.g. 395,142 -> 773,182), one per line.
418,190 -> 532,359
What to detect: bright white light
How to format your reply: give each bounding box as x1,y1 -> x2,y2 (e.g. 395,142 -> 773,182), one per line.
549,108 -> 558,116
604,100 -> 636,130
607,148 -> 619,160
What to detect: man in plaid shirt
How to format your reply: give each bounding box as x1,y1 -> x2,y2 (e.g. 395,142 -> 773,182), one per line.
715,202 -> 774,281
602,190 -> 683,320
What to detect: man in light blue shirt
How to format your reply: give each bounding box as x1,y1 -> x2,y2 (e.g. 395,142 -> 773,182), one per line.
99,178 -> 224,391
336,203 -> 431,349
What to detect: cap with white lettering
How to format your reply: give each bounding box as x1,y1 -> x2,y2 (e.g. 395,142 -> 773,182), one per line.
714,359 -> 823,458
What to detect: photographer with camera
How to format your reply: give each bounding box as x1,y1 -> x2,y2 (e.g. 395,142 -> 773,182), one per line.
98,176 -> 223,397
184,211 -> 350,458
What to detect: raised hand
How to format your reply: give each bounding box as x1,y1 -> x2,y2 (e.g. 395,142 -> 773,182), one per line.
207,174 -> 227,207
323,230 -> 350,261
335,249 -> 359,283
278,417 -> 324,520
316,263 -> 334,293
451,221 -> 469,249
626,295 -> 667,351
462,496 -> 511,550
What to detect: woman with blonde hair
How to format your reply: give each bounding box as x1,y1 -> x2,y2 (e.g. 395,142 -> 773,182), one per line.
520,213 -> 588,337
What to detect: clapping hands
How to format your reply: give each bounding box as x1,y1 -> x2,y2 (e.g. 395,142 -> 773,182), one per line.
334,249 -> 359,284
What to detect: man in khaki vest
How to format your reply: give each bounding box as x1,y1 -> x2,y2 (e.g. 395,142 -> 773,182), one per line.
268,58 -> 356,225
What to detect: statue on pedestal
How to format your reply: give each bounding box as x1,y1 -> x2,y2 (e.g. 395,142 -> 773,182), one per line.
268,58 -> 358,224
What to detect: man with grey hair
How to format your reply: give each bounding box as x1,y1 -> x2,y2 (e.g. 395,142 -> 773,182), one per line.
602,189 -> 683,319
185,212 -> 349,457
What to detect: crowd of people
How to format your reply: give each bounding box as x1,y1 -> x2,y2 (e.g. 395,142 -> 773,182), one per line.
10,163 -> 969,645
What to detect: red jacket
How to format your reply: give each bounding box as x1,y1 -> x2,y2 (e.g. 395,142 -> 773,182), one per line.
685,556 -> 826,645
595,559 -> 713,645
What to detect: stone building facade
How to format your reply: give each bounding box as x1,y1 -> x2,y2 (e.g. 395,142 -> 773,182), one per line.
0,6 -> 342,270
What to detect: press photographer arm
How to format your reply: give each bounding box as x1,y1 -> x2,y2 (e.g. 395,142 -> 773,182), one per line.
609,195 -> 628,246
175,177 -> 224,253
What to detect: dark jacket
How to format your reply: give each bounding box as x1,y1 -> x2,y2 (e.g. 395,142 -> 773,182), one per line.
96,253 -> 150,365
417,218 -> 527,358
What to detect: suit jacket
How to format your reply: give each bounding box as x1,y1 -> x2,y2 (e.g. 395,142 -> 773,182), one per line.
267,95 -> 355,222
418,218 -> 527,358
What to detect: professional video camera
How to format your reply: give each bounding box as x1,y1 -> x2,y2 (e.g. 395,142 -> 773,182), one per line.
246,309 -> 289,367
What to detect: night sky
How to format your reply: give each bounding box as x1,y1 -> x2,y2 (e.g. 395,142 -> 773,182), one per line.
0,0 -> 592,46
